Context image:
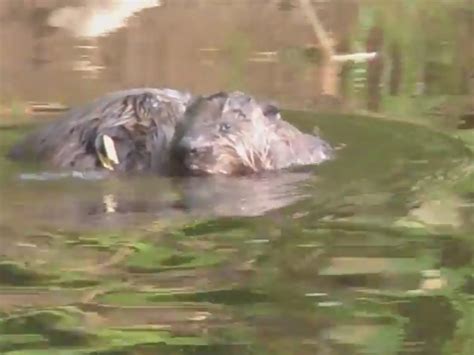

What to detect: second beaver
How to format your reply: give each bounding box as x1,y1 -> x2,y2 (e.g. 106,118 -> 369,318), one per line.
171,91 -> 334,175
8,88 -> 193,173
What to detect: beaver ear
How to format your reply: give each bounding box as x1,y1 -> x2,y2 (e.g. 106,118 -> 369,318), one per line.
183,93 -> 228,121
261,103 -> 281,120
188,92 -> 228,107
207,91 -> 228,101
204,91 -> 229,111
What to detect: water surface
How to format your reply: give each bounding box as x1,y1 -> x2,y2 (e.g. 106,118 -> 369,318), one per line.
1,111 -> 472,354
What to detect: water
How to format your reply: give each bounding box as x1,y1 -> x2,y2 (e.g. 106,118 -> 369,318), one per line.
0,1 -> 473,354
1,112 -> 472,354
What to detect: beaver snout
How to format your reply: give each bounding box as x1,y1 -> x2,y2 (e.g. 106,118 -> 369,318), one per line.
188,145 -> 213,158
172,136 -> 215,173
175,137 -> 213,157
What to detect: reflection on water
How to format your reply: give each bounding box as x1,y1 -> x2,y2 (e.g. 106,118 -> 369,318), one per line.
0,1 -> 473,354
18,171 -> 108,181
2,168 -> 311,230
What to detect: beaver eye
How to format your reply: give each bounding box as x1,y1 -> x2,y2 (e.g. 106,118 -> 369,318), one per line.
219,122 -> 231,132
234,110 -> 245,119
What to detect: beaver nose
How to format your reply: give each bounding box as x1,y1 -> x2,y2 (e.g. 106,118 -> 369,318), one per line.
176,137 -> 212,158
188,145 -> 212,157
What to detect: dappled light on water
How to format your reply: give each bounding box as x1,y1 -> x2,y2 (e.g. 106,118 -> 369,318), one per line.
1,111 -> 472,354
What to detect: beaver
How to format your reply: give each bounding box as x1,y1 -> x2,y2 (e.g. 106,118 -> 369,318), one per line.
171,91 -> 334,175
8,88 -> 193,173
8,89 -> 333,175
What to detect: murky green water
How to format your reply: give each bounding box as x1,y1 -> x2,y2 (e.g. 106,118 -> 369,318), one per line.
1,111 -> 472,355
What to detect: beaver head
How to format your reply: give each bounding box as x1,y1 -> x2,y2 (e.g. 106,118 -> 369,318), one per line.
171,91 -> 333,175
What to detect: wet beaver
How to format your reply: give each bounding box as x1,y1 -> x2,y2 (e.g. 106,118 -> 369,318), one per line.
8,88 -> 193,172
8,89 -> 333,175
171,91 -> 334,175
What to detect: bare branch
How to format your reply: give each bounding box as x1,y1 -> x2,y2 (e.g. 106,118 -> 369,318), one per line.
299,0 -> 378,63
299,0 -> 335,58
333,52 -> 378,63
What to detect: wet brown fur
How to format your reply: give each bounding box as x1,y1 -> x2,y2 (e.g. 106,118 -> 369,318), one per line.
8,89 -> 333,175
8,88 -> 193,172
171,91 -> 333,175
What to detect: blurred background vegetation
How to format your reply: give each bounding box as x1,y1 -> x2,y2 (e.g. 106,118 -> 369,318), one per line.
0,0 -> 472,131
